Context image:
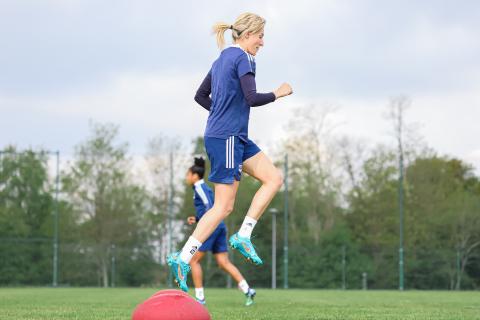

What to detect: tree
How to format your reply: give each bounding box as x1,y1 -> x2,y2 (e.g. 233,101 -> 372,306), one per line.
0,147 -> 54,285
273,105 -> 359,288
345,146 -> 399,288
145,134 -> 187,285
63,122 -> 153,287
405,157 -> 480,289
277,105 -> 342,244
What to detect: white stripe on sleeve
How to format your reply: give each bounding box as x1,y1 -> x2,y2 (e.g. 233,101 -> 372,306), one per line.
195,185 -> 209,206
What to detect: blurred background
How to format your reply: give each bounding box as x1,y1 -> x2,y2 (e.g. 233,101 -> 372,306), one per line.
0,0 -> 479,290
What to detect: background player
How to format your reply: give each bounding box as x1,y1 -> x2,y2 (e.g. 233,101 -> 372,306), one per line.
186,157 -> 256,306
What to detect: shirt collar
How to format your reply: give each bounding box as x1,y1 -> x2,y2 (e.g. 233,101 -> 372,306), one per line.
228,44 -> 254,60
193,179 -> 204,188
229,44 -> 243,49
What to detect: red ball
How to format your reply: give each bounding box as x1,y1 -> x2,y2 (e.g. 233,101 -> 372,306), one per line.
132,290 -> 211,320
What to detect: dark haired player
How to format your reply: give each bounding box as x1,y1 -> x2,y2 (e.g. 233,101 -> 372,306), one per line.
185,157 -> 256,306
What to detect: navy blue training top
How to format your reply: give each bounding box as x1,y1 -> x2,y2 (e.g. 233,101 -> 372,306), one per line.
193,179 -> 226,229
199,45 -> 275,142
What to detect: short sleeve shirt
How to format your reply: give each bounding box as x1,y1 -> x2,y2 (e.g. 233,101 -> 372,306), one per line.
204,45 -> 256,142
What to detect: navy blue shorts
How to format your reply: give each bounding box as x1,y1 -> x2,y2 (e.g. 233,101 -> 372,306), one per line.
204,136 -> 261,184
199,227 -> 228,254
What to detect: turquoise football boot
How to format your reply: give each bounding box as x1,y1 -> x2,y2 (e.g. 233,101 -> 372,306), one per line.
166,252 -> 191,292
229,233 -> 263,265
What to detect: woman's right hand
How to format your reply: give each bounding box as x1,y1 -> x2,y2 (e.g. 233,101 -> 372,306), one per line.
187,216 -> 197,225
274,83 -> 293,99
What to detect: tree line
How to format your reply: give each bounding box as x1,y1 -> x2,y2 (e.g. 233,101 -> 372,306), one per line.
1,100 -> 479,289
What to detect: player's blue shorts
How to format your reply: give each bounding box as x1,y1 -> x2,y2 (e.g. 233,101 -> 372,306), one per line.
199,226 -> 228,254
204,136 -> 261,184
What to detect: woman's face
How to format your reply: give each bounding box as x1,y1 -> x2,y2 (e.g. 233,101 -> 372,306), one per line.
244,29 -> 264,56
185,171 -> 194,186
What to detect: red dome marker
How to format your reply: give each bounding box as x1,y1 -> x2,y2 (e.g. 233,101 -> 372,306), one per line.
132,290 -> 211,320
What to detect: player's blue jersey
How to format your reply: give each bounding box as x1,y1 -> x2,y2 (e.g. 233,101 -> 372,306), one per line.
204,45 -> 256,142
193,179 -> 226,229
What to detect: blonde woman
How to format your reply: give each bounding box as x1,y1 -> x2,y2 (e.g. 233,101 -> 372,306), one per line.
168,12 -> 292,293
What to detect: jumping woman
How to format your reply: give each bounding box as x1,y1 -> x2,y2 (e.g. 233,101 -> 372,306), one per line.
185,157 -> 256,306
168,12 -> 293,293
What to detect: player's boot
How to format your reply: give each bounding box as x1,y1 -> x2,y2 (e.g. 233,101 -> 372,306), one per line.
229,233 -> 263,265
166,252 -> 191,292
196,298 -> 206,305
245,288 -> 256,306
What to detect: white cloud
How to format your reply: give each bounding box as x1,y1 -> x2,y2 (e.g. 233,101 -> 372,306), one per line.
464,150 -> 480,174
1,0 -> 479,172
1,71 -> 206,136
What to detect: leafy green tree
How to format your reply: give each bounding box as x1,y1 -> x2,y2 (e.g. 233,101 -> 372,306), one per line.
63,122 -> 154,287
0,147 -> 54,285
405,157 -> 480,289
145,134 -> 187,285
345,146 -> 399,288
273,105 -> 352,288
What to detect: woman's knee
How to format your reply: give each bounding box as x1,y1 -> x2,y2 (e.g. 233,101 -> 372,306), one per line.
214,201 -> 235,216
212,185 -> 237,215
269,168 -> 283,191
225,202 -> 235,214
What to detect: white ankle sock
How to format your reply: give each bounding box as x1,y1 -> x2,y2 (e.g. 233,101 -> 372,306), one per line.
238,279 -> 250,294
179,236 -> 202,264
238,216 -> 257,239
195,287 -> 205,300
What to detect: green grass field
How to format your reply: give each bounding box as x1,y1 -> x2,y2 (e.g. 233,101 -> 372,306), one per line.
0,288 -> 478,320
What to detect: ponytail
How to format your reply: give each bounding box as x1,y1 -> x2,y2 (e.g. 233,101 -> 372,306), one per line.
212,13 -> 266,50
212,22 -> 232,49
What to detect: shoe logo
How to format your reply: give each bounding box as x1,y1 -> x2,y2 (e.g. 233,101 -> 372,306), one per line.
242,243 -> 251,253
177,265 -> 184,281
190,245 -> 198,255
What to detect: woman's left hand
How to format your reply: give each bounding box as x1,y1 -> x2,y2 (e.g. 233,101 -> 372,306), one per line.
187,216 -> 197,225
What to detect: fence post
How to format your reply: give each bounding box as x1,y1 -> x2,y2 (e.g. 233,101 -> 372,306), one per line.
456,247 -> 461,290
342,246 -> 346,290
53,151 -> 60,287
111,244 -> 116,288
283,154 -> 289,289
270,208 -> 278,289
167,151 -> 174,287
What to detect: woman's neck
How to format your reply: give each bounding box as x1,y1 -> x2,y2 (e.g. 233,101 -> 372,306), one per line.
233,41 -> 248,52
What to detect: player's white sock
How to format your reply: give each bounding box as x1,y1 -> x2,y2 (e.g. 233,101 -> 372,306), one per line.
179,236 -> 202,264
238,279 -> 250,294
238,216 -> 257,239
195,287 -> 205,300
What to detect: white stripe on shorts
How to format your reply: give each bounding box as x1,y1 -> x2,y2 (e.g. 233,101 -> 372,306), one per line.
225,138 -> 230,168
231,136 -> 235,168
225,136 -> 235,169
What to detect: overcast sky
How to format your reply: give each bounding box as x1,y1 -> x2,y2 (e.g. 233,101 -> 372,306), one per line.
1,0 -> 479,171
